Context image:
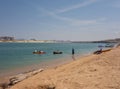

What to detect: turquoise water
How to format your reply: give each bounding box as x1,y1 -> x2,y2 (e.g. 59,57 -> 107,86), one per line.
0,42 -> 100,75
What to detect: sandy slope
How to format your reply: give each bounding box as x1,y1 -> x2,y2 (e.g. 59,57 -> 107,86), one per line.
10,47 -> 120,89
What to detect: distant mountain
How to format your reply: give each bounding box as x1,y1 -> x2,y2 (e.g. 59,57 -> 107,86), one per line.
72,38 -> 120,43
92,38 -> 120,43
0,36 -> 14,41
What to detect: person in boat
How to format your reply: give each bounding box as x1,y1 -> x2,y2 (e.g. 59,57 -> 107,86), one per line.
39,50 -> 45,53
34,50 -> 38,52
33,50 -> 46,54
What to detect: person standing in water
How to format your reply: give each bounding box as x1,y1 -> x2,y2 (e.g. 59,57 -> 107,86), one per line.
72,48 -> 75,60
72,48 -> 75,55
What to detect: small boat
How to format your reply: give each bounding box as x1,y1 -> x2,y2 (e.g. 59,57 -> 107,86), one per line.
53,51 -> 63,54
105,44 -> 114,47
93,48 -> 111,54
33,50 -> 46,54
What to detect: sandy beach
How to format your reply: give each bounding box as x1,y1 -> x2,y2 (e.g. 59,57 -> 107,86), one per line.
1,46 -> 120,89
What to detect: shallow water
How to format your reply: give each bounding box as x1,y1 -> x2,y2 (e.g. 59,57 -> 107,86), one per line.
0,42 -> 100,76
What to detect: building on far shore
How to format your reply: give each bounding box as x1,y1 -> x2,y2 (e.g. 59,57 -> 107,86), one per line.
0,36 -> 14,41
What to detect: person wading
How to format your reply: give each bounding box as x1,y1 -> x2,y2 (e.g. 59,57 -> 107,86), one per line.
72,48 -> 75,60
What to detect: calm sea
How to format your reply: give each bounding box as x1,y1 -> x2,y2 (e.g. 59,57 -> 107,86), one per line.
0,42 -> 100,76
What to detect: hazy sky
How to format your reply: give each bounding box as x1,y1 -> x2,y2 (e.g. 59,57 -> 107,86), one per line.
0,0 -> 120,41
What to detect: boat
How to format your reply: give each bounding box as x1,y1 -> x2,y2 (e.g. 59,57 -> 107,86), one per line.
93,48 -> 111,54
33,50 -> 46,54
105,44 -> 114,47
53,51 -> 63,54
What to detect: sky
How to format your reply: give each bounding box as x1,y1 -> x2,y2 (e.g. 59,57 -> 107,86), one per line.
0,0 -> 120,41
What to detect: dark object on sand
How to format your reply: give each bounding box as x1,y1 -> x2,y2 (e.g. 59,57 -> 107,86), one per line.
9,69 -> 44,85
0,82 -> 9,89
93,48 -> 111,54
93,50 -> 102,54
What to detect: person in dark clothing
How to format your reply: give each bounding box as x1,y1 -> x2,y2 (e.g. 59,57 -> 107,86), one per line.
72,48 -> 75,60
72,48 -> 75,55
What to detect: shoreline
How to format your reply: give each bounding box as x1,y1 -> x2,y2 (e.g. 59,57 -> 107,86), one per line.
0,53 -> 85,83
0,47 -> 117,88
8,46 -> 120,89
0,51 -> 92,85
1,51 -> 90,74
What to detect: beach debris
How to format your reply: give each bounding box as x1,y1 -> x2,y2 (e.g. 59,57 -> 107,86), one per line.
93,50 -> 102,54
9,69 -> 44,85
37,84 -> 55,89
0,82 -> 9,89
9,74 -> 28,85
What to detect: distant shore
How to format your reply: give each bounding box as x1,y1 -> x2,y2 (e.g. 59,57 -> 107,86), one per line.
1,37 -> 120,43
0,40 -> 72,43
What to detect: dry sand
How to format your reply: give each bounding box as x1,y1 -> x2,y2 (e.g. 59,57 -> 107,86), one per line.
9,47 -> 120,89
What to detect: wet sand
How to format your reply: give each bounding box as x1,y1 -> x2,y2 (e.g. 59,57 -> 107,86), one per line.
0,53 -> 87,84
0,55 -> 75,84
